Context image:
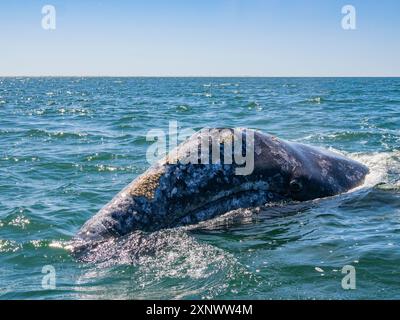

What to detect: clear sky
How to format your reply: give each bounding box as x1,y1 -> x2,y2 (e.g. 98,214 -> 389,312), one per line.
1,0 -> 399,76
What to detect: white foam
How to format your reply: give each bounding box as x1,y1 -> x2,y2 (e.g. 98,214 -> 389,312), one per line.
348,150 -> 400,189
352,152 -> 391,187
320,147 -> 400,193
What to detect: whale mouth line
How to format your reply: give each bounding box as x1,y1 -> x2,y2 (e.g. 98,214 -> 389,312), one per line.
170,186 -> 283,227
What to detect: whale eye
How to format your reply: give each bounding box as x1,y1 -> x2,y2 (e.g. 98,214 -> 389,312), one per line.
289,179 -> 303,193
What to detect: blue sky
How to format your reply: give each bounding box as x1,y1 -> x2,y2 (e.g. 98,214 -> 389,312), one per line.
0,0 -> 399,76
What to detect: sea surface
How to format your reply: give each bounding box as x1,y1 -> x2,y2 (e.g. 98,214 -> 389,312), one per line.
0,77 -> 399,300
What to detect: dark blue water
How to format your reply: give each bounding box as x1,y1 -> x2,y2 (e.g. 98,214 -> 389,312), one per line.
0,77 -> 399,299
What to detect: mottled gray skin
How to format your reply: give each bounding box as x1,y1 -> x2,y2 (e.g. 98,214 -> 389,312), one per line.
75,128 -> 369,244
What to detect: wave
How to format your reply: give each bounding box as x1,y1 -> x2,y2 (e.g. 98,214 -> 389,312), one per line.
306,97 -> 323,104
24,128 -> 88,139
70,229 -> 250,299
349,150 -> 400,188
301,96 -> 366,105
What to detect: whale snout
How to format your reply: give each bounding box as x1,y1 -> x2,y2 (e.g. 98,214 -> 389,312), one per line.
76,192 -> 141,242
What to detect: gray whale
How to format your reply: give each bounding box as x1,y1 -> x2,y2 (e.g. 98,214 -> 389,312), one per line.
74,128 -> 369,248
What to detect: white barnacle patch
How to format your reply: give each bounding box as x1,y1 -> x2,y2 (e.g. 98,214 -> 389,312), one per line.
170,187 -> 178,197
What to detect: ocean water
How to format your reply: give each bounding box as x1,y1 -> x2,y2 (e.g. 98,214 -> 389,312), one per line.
0,77 -> 399,300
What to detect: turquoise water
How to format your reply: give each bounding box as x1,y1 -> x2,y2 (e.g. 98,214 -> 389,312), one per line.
0,77 -> 400,299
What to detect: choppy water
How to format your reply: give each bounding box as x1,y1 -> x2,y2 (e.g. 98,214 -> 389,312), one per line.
0,77 -> 399,299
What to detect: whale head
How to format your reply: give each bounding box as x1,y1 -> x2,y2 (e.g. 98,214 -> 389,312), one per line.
75,128 -> 369,243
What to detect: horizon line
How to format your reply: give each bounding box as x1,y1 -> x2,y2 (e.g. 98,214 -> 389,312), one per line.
1,75 -> 400,78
